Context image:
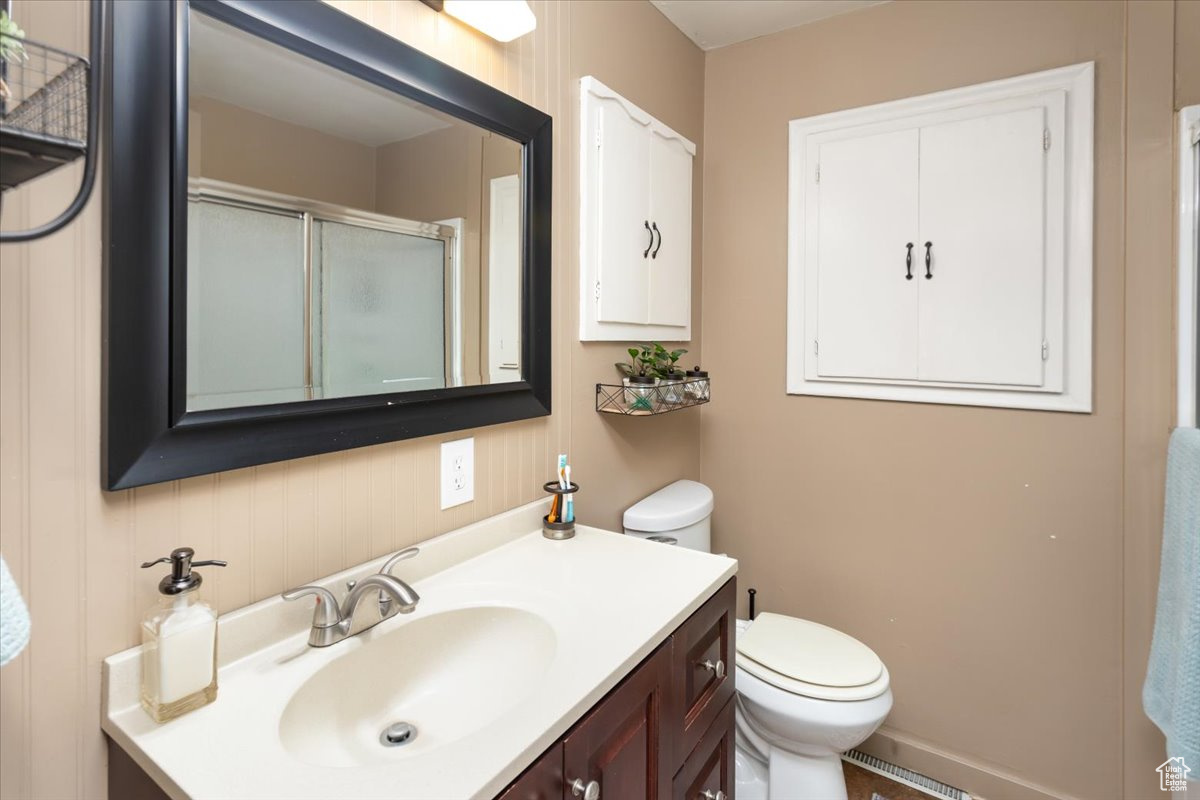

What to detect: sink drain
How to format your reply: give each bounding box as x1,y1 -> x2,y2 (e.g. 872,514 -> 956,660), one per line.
379,722 -> 418,747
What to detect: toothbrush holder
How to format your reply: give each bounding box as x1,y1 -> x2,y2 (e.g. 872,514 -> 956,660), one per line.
542,480 -> 580,540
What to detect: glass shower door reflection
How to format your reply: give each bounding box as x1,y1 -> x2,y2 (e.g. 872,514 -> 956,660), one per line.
186,201 -> 307,411
314,221 -> 448,398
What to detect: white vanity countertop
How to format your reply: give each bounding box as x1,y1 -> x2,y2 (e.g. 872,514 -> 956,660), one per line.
102,500 -> 737,800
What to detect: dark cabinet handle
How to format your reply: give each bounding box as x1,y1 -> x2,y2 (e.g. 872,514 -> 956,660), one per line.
924,241 -> 933,279
905,242 -> 913,280
643,221 -> 653,258
651,222 -> 662,259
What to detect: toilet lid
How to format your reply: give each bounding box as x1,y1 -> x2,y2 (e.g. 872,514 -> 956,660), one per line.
736,613 -> 883,688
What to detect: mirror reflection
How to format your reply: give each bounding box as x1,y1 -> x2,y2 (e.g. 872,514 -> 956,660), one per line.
185,10 -> 523,412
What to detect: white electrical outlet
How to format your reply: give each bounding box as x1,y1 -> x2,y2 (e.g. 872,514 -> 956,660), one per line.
440,438 -> 474,509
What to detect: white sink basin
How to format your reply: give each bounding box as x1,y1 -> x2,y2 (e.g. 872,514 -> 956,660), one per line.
102,502 -> 737,800
279,606 -> 556,768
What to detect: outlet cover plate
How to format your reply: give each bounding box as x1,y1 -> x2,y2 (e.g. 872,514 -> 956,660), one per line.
440,438 -> 474,509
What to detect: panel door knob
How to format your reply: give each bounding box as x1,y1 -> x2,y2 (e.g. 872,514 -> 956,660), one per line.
700,790 -> 727,800
699,658 -> 726,679
569,778 -> 600,800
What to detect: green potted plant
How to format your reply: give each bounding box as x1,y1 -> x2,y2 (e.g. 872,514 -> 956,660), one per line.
651,343 -> 688,405
615,344 -> 659,412
0,11 -> 28,102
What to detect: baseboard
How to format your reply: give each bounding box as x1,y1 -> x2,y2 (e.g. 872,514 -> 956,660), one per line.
859,727 -> 1085,800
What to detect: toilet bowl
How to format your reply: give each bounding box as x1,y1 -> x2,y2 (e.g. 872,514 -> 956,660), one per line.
733,617 -> 892,800
624,481 -> 893,800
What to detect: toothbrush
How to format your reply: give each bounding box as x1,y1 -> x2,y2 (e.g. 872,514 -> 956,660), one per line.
550,454 -> 567,522
564,465 -> 574,523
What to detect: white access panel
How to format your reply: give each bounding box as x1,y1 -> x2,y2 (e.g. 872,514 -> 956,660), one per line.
647,130 -> 693,328
595,99 -> 651,325
812,128 -> 920,380
787,62 -> 1092,412
917,104 -> 1052,387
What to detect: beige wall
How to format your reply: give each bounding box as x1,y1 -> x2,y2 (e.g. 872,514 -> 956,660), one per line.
1176,0 -> 1200,110
701,2 -> 1182,799
0,1 -> 702,797
189,95 -> 379,211
567,0 -> 707,533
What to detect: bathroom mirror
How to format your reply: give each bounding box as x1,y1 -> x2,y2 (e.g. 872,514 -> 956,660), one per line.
103,0 -> 551,490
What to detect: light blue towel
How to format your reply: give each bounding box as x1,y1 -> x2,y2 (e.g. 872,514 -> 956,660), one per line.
0,555 -> 31,667
1144,426 -> 1200,777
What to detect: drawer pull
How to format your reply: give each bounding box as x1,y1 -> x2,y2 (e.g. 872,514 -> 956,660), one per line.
700,790 -> 727,800
699,658 -> 726,679
569,778 -> 600,800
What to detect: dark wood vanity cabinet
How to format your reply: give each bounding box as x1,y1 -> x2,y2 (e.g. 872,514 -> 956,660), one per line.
498,578 -> 736,800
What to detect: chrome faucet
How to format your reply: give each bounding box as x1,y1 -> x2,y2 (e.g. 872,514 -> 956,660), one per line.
282,548 -> 421,647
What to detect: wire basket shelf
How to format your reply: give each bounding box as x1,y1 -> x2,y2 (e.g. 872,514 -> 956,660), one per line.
596,378 -> 711,416
1,31 -> 90,191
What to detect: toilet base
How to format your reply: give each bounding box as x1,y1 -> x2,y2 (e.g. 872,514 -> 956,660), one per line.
767,747 -> 848,800
734,745 -> 769,800
735,740 -> 847,800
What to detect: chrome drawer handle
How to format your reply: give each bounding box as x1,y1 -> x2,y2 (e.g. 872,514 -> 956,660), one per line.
700,790 -> 726,800
699,659 -> 725,679
569,778 -> 600,800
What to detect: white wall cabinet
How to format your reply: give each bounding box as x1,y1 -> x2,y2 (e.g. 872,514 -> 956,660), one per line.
580,76 -> 695,341
789,63 -> 1094,412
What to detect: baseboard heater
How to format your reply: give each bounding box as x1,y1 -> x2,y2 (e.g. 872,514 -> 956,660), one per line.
842,749 -> 972,800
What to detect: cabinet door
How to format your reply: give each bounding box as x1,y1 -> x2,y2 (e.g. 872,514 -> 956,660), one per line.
672,698 -> 735,800
647,130 -> 693,328
813,128 -> 920,380
917,105 -> 1049,386
563,644 -> 670,800
595,99 -> 652,324
497,743 -> 564,800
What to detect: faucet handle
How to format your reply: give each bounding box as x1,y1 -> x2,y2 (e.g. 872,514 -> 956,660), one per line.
376,548 -> 420,618
281,585 -> 340,628
380,547 -> 420,576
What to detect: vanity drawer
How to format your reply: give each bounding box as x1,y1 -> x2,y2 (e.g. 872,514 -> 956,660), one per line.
672,697 -> 735,800
668,578 -> 736,766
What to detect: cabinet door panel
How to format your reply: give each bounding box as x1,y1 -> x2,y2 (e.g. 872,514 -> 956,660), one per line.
815,129 -> 919,379
917,106 -> 1047,386
563,644 -> 669,800
647,131 -> 693,328
596,100 -> 651,324
497,743 -> 564,800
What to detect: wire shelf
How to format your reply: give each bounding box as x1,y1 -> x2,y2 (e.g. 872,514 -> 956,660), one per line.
0,32 -> 90,191
596,378 -> 711,416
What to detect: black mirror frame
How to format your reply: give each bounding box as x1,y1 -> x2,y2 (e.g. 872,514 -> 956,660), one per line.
102,0 -> 552,491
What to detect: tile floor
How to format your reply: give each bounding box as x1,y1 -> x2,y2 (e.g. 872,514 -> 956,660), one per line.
843,762 -> 938,800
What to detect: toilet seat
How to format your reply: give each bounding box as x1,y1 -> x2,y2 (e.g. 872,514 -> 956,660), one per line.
736,614 -> 890,702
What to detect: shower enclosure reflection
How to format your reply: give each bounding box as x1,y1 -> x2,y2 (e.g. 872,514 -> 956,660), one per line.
185,9 -> 523,412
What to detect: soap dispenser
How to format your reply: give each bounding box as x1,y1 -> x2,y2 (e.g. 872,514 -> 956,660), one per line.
139,548 -> 226,723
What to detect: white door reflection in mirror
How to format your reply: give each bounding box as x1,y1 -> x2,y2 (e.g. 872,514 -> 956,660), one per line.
489,174 -> 522,384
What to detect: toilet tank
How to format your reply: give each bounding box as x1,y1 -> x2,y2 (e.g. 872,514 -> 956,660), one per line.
623,480 -> 713,553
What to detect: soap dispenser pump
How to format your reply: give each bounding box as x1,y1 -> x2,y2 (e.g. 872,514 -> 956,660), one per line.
139,548 -> 226,723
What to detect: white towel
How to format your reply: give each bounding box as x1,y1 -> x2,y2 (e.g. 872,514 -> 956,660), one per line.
0,555 -> 31,667
1144,427 -> 1200,779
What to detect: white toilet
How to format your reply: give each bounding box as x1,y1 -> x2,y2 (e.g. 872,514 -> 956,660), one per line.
624,480 -> 893,800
